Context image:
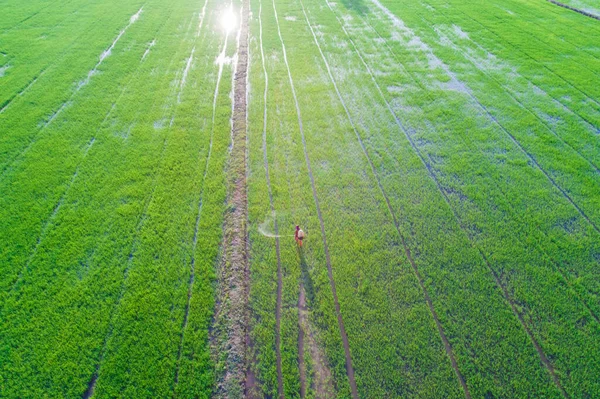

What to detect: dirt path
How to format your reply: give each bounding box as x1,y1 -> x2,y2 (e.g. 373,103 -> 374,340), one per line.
547,0 -> 600,20
211,0 -> 255,397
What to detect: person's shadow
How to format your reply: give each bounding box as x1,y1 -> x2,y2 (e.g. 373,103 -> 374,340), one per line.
297,246 -> 316,305
339,0 -> 369,16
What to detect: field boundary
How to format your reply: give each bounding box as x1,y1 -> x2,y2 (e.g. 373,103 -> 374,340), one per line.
547,0 -> 600,20
211,0 -> 256,396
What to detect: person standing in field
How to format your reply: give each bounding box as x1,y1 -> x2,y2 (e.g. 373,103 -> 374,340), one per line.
295,225 -> 305,246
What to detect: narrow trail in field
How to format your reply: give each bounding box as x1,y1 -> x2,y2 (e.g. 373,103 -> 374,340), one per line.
305,2 -> 470,397
299,284 -> 307,399
547,0 -> 600,20
370,0 -> 600,235
257,1 -> 284,397
271,1 -> 359,397
326,3 -> 571,397
298,258 -> 336,399
351,5 -> 600,326
434,28 -> 600,173
0,6 -> 145,181
170,1 -> 212,394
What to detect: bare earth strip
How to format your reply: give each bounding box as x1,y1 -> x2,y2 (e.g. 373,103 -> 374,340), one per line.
298,284 -> 335,399
211,0 -> 255,397
257,1 -> 284,397
270,0 -> 359,396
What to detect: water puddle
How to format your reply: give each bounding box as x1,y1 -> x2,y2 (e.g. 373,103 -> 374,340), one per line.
142,39 -> 156,61
0,64 -> 10,77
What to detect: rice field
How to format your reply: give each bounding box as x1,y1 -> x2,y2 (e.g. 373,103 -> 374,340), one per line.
1,0 -> 599,397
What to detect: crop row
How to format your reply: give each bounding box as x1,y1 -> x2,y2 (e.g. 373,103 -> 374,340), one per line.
245,0 -> 600,397
0,0 -> 233,396
313,0 -> 600,396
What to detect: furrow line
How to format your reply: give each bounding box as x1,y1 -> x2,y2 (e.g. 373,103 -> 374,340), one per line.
82,9 -> 198,395
3,5 -> 171,299
82,130 -> 169,398
271,0 -> 359,397
327,2 -> 571,395
547,0 -> 600,20
0,6 -> 146,181
257,0 -> 284,397
0,68 -> 47,114
306,2 -> 471,397
486,2 -> 600,63
440,1 -> 600,109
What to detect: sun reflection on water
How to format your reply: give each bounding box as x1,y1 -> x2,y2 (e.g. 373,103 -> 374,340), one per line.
220,7 -> 237,33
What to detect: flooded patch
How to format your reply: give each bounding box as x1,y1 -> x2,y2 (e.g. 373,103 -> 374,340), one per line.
215,52 -> 236,66
78,8 -> 143,90
453,24 -> 469,40
142,39 -> 156,61
178,47 -> 195,103
153,119 -> 166,129
130,8 -> 142,23
0,64 -> 9,77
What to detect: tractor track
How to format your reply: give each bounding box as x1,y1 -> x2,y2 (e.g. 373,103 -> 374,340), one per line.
303,2 -> 470,397
348,3 -> 600,326
0,4 -> 164,300
2,4 -> 169,301
271,0 -> 359,397
0,68 -> 47,114
439,1 -> 600,109
6,137 -> 96,295
257,0 -> 285,397
325,2 -> 571,396
547,0 -> 600,20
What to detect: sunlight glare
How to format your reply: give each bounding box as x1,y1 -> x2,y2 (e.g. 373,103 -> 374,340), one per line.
221,7 -> 237,33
